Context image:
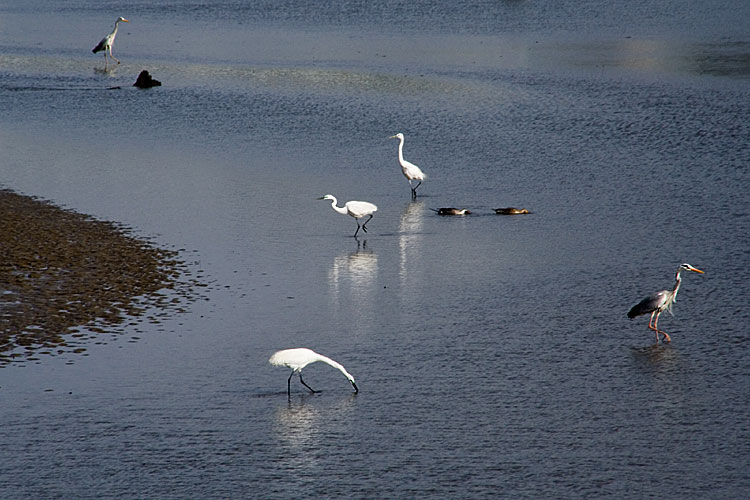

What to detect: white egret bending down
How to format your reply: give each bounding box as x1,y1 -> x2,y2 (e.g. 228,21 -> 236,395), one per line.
628,263 -> 704,343
319,194 -> 377,237
389,133 -> 426,198
92,17 -> 129,69
269,348 -> 358,396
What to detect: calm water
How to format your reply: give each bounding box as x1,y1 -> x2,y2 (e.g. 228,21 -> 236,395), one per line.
1,1 -> 749,498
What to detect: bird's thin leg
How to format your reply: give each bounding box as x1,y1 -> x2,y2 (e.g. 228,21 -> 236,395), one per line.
109,47 -> 120,64
353,220 -> 361,237
647,311 -> 660,342
362,214 -> 373,233
299,373 -> 319,393
287,371 -> 294,396
654,313 -> 671,343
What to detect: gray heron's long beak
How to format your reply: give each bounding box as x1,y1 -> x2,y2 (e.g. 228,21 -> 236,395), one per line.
691,267 -> 705,274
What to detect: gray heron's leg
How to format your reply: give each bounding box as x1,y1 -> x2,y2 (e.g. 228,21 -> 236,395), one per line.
654,313 -> 670,343
109,46 -> 120,64
648,311 -> 661,342
299,373 -> 319,393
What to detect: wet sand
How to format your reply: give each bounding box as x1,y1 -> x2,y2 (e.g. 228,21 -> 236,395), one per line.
0,189 -> 197,366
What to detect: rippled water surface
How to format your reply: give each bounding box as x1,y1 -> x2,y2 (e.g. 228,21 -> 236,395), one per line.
1,1 -> 748,498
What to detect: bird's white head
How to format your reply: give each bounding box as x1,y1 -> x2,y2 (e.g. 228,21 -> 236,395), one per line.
117,17 -> 129,23
389,133 -> 404,140
679,263 -> 704,274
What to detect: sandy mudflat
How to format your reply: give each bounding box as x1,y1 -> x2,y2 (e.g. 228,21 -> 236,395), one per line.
0,189 -> 195,366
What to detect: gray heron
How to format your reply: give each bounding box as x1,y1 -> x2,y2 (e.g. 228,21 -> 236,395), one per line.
627,263 -> 705,342
92,17 -> 129,69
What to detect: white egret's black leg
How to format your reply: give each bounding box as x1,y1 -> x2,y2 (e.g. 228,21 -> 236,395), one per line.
353,220 -> 361,237
362,214 -> 373,233
287,371 -> 294,396
299,373 -> 319,393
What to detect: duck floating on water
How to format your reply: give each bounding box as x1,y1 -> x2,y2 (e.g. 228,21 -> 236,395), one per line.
494,207 -> 530,215
431,208 -> 471,215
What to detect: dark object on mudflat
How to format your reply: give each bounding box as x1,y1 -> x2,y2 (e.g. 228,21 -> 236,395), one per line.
494,207 -> 530,215
431,208 -> 471,215
133,70 -> 161,88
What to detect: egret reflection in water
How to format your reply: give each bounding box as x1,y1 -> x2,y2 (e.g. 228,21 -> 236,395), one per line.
328,242 -> 379,325
398,201 -> 425,289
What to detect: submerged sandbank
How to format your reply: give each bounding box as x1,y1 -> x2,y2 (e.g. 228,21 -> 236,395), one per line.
0,189 -> 201,366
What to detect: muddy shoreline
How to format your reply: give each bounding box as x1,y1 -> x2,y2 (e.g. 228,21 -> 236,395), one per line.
0,189 -> 199,366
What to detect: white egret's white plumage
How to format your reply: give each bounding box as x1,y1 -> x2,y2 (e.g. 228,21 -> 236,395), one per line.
92,17 -> 129,69
319,194 -> 378,237
627,263 -> 704,343
269,348 -> 358,396
389,133 -> 426,198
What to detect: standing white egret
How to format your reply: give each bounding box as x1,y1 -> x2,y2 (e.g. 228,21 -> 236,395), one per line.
92,17 -> 129,69
389,133 -> 426,198
269,348 -> 359,396
318,194 -> 378,237
627,263 -> 705,343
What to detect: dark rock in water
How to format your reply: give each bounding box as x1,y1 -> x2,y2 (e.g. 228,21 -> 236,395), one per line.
133,70 -> 161,88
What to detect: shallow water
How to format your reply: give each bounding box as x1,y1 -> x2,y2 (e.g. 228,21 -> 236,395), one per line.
1,1 -> 749,498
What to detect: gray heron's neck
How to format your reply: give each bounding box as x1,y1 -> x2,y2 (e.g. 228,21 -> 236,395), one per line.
672,270 -> 683,301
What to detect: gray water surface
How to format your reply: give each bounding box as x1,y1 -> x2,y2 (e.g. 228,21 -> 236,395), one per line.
1,1 -> 748,498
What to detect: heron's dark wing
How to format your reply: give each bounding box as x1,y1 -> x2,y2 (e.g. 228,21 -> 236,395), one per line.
627,290 -> 668,318
92,37 -> 107,53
